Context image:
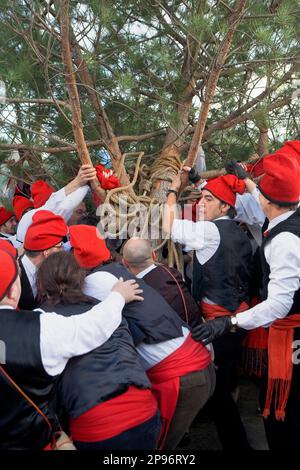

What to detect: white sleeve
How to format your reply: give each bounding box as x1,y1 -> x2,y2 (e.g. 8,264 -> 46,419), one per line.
43,186 -> 89,222
16,186 -> 89,242
83,272 -> 119,301
237,232 -> 300,329
39,291 -> 124,376
235,191 -> 265,226
171,219 -> 220,263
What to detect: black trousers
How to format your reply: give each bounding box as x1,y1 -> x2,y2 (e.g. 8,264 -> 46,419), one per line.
259,334 -> 300,450
208,329 -> 251,450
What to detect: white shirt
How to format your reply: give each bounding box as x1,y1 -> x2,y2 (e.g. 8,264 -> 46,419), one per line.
0,291 -> 124,376
237,211 -> 300,329
84,269 -> 190,370
172,216 -> 229,304
235,188 -> 265,227
21,254 -> 38,298
0,233 -> 20,249
136,264 -> 157,278
16,185 -> 89,243
172,216 -> 229,265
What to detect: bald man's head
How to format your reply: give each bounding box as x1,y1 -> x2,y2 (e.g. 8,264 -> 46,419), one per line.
123,238 -> 154,273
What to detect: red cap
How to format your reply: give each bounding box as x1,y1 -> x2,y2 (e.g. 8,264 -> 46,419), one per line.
31,181 -> 55,208
0,239 -> 18,259
24,210 -> 68,251
13,195 -> 34,221
246,140 -> 300,178
273,140 -> 300,164
0,207 -> 14,226
204,174 -> 246,206
0,250 -> 18,301
69,225 -> 111,269
259,153 -> 300,204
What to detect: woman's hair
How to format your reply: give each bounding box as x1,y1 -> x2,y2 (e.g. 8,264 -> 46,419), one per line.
37,251 -> 93,306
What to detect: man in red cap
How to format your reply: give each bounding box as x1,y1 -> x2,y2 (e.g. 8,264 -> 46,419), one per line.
163,170 -> 253,449
0,207 -> 17,245
192,151 -> 300,450
229,140 -> 300,236
18,210 -> 68,310
0,248 -> 143,449
16,164 -> 97,244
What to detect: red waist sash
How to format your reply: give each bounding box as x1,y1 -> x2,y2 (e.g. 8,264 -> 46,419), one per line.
147,333 -> 211,448
70,386 -> 157,442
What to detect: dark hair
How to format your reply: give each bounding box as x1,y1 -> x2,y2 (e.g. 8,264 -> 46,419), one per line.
24,249 -> 44,258
219,200 -> 237,219
37,251 -> 93,306
227,206 -> 237,219
275,202 -> 298,211
77,215 -> 100,226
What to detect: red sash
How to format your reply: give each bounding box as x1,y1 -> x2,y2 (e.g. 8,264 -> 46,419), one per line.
201,300 -> 249,320
263,313 -> 300,421
43,442 -> 53,451
147,333 -> 211,449
70,386 -> 157,442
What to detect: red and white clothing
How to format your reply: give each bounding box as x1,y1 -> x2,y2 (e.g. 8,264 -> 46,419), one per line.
16,185 -> 89,243
236,211 -> 300,330
84,270 -> 190,369
0,292 -> 124,375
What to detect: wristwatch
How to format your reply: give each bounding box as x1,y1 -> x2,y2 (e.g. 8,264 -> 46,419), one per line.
166,189 -> 178,197
230,315 -> 238,328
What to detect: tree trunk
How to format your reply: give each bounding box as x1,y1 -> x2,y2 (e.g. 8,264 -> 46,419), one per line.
257,127 -> 269,156
69,29 -> 131,187
58,0 -> 105,202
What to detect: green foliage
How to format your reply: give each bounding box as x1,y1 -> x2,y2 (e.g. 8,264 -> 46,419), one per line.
0,0 -> 299,185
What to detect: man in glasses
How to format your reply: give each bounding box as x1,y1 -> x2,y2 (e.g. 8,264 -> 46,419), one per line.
67,202 -> 88,226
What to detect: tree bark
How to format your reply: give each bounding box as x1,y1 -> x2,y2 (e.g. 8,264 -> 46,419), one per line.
257,127 -> 269,156
58,0 -> 105,202
68,28 -> 131,187
185,0 -> 248,169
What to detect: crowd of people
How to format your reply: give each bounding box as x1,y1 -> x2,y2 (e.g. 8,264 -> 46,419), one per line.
0,140 -> 299,451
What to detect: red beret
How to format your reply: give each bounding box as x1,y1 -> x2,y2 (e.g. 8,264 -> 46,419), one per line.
24,210 -> 68,251
204,174 -> 246,206
0,250 -> 18,301
0,239 -> 18,259
246,140 -> 300,178
69,225 -> 111,269
13,195 -> 34,221
0,207 -> 14,226
259,153 -> 300,204
31,181 -> 55,208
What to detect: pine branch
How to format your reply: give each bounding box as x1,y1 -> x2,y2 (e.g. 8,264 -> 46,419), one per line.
57,0 -> 106,202
185,0 -> 248,168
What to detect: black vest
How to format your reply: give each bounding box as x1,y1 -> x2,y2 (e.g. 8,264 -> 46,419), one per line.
0,309 -> 57,449
192,220 -> 253,312
92,263 -> 186,345
43,301 -> 150,419
18,257 -> 40,311
260,209 -> 300,314
143,265 -> 203,327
